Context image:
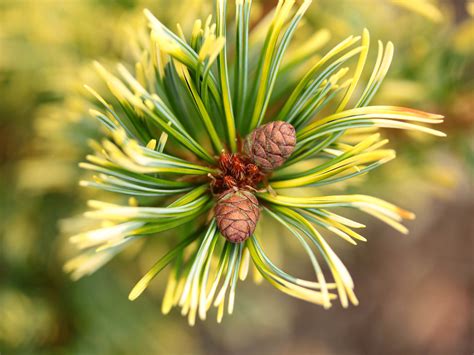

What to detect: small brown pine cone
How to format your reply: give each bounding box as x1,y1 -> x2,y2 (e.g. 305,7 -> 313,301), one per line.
244,121 -> 296,171
215,189 -> 260,243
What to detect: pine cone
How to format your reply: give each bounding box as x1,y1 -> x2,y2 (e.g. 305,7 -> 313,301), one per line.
244,121 -> 296,171
215,189 -> 260,243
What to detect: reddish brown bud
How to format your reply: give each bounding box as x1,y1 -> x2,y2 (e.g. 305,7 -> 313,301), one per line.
223,175 -> 237,189
219,152 -> 232,171
246,163 -> 259,176
215,189 -> 260,243
230,154 -> 246,177
244,121 -> 296,171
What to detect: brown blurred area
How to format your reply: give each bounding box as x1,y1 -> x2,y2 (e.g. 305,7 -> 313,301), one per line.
0,0 -> 473,354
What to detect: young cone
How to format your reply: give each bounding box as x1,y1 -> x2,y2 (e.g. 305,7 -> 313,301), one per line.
244,121 -> 297,172
215,188 -> 260,243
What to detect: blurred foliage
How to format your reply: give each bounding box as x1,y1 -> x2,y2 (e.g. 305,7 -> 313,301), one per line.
0,0 -> 472,354
306,0 -> 474,174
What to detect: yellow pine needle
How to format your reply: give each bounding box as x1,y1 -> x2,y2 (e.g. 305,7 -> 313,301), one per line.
239,247 -> 250,281
391,0 -> 443,23
337,29 -> 370,112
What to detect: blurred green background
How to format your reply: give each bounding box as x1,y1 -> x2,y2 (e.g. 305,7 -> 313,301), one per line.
0,0 -> 472,354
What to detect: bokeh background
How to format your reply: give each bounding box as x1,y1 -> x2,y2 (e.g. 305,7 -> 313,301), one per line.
0,0 -> 472,354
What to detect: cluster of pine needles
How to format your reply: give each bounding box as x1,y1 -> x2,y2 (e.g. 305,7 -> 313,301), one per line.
64,0 -> 444,325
